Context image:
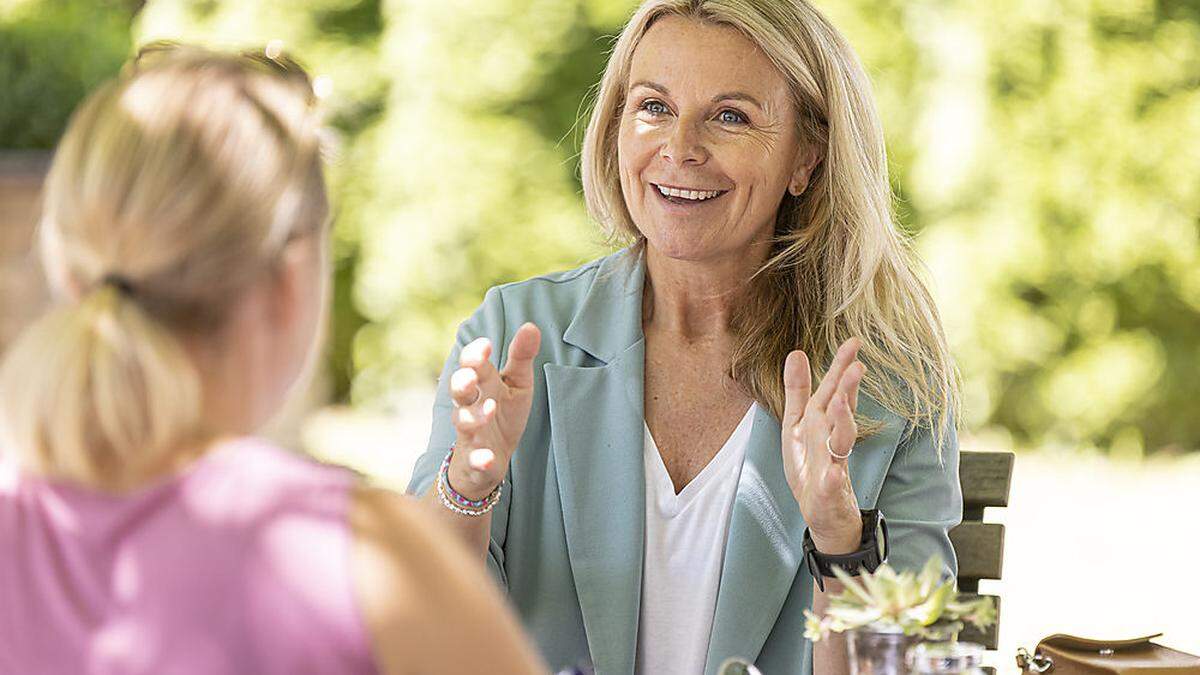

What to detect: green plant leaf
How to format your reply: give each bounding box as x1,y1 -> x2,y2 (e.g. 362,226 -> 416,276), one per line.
831,566 -> 877,606
803,609 -> 830,642
856,565 -> 890,610
825,606 -> 886,632
900,579 -> 954,626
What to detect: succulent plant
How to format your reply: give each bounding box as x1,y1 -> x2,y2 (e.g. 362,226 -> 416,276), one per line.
803,556 -> 995,642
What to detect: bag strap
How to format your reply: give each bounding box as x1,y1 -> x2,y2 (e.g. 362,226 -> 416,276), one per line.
1016,647 -> 1054,673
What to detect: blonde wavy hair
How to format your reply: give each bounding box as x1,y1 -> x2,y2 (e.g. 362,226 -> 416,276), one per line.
582,0 -> 959,447
0,44 -> 328,487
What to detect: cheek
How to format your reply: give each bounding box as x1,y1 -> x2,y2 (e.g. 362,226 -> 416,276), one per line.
727,146 -> 790,201
617,118 -> 660,182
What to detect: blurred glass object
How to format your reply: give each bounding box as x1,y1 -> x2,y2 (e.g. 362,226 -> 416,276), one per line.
907,641 -> 986,674
847,628 -> 918,675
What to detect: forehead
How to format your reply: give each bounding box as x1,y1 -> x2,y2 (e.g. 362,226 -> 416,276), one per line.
628,14 -> 788,100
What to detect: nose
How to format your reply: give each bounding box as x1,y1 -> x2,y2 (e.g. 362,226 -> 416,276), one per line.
660,118 -> 708,166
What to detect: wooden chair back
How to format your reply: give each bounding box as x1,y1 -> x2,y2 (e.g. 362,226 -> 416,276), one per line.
950,450 -> 1015,655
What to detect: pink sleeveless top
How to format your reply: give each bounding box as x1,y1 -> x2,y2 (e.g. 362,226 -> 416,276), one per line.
0,438 -> 378,675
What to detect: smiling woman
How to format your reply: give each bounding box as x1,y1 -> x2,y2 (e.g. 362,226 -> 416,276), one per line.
616,16 -> 815,264
407,2 -> 963,674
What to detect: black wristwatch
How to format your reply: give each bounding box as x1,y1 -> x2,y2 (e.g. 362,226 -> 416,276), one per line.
803,509 -> 889,592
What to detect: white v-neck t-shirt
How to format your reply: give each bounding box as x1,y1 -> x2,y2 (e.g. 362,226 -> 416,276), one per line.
636,405 -> 756,675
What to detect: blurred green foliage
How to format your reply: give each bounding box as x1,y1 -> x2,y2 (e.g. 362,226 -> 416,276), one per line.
821,0 -> 1200,454
133,0 -> 390,401
0,0 -> 133,148
4,0 -> 1197,453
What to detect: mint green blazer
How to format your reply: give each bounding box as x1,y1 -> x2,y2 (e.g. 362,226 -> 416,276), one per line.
408,248 -> 962,675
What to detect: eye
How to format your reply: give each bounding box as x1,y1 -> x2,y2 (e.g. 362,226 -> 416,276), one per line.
639,99 -> 670,116
717,109 -> 749,125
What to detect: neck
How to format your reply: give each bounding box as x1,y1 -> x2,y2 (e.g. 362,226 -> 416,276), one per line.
184,333 -> 259,440
641,239 -> 772,341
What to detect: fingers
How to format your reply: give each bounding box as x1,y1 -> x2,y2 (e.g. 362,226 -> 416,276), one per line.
827,392 -> 856,464
811,337 -> 862,412
835,361 -> 865,416
453,397 -> 497,438
782,350 -> 812,429
449,366 -> 482,408
448,394 -> 506,496
459,337 -> 504,394
500,323 -> 542,391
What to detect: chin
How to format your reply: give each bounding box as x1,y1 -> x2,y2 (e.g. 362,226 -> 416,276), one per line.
638,220 -> 728,263
644,234 -> 707,261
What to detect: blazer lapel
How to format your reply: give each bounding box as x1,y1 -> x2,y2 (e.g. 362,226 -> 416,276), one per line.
705,407 -> 808,671
705,398 -> 909,671
546,248 -> 647,674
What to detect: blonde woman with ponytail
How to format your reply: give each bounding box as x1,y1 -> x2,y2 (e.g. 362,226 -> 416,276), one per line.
409,1 -> 963,673
0,45 -> 546,675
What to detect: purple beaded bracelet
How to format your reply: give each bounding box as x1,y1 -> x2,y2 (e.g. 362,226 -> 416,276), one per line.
436,447 -> 501,515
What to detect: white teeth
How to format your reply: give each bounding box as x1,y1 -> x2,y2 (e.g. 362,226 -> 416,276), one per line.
655,185 -> 722,201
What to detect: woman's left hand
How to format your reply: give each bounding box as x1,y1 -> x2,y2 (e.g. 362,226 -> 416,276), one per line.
781,338 -> 867,555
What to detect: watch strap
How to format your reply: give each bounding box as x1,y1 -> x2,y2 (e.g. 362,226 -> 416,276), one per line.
803,509 -> 887,592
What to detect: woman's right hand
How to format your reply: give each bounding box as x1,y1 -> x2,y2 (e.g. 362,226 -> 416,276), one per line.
446,322 -> 542,500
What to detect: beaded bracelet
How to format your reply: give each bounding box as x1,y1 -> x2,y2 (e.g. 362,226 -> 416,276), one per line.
435,447 -> 502,517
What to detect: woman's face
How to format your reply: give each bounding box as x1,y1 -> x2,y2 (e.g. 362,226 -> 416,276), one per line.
617,15 -> 813,263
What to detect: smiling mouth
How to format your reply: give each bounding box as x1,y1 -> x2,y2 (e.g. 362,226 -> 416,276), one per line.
652,183 -> 729,205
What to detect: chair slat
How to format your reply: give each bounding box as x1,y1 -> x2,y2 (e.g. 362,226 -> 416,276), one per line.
949,522 -> 1005,581
959,451 -> 1014,512
950,451 -> 1013,664
957,594 -> 1000,649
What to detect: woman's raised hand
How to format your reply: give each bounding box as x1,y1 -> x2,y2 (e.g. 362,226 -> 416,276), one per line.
781,338 -> 867,555
446,323 -> 542,501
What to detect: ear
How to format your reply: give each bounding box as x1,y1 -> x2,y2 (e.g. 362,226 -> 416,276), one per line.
267,234 -> 323,330
788,143 -> 824,197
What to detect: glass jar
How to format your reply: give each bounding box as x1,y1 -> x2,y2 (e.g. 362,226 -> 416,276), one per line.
846,628 -> 918,675
906,641 -> 986,674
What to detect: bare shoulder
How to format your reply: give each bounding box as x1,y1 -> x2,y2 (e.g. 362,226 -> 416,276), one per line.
350,483 -> 446,557
348,484 -> 466,621
347,485 -> 547,675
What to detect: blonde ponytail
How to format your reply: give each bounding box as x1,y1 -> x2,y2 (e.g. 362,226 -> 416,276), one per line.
0,44 -> 327,488
0,285 -> 202,484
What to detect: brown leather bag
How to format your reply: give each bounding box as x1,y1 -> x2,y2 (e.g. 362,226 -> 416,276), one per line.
1016,634 -> 1200,674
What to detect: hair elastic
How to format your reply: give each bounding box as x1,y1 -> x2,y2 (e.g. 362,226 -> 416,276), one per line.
100,274 -> 136,297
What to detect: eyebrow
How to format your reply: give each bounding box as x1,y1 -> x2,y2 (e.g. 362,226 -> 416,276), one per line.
629,80 -> 766,110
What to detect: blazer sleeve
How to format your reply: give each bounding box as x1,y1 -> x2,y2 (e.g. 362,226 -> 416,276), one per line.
875,418 -> 963,579
406,287 -> 513,588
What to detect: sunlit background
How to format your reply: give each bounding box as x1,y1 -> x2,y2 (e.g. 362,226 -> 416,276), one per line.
1,0 -> 1198,669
